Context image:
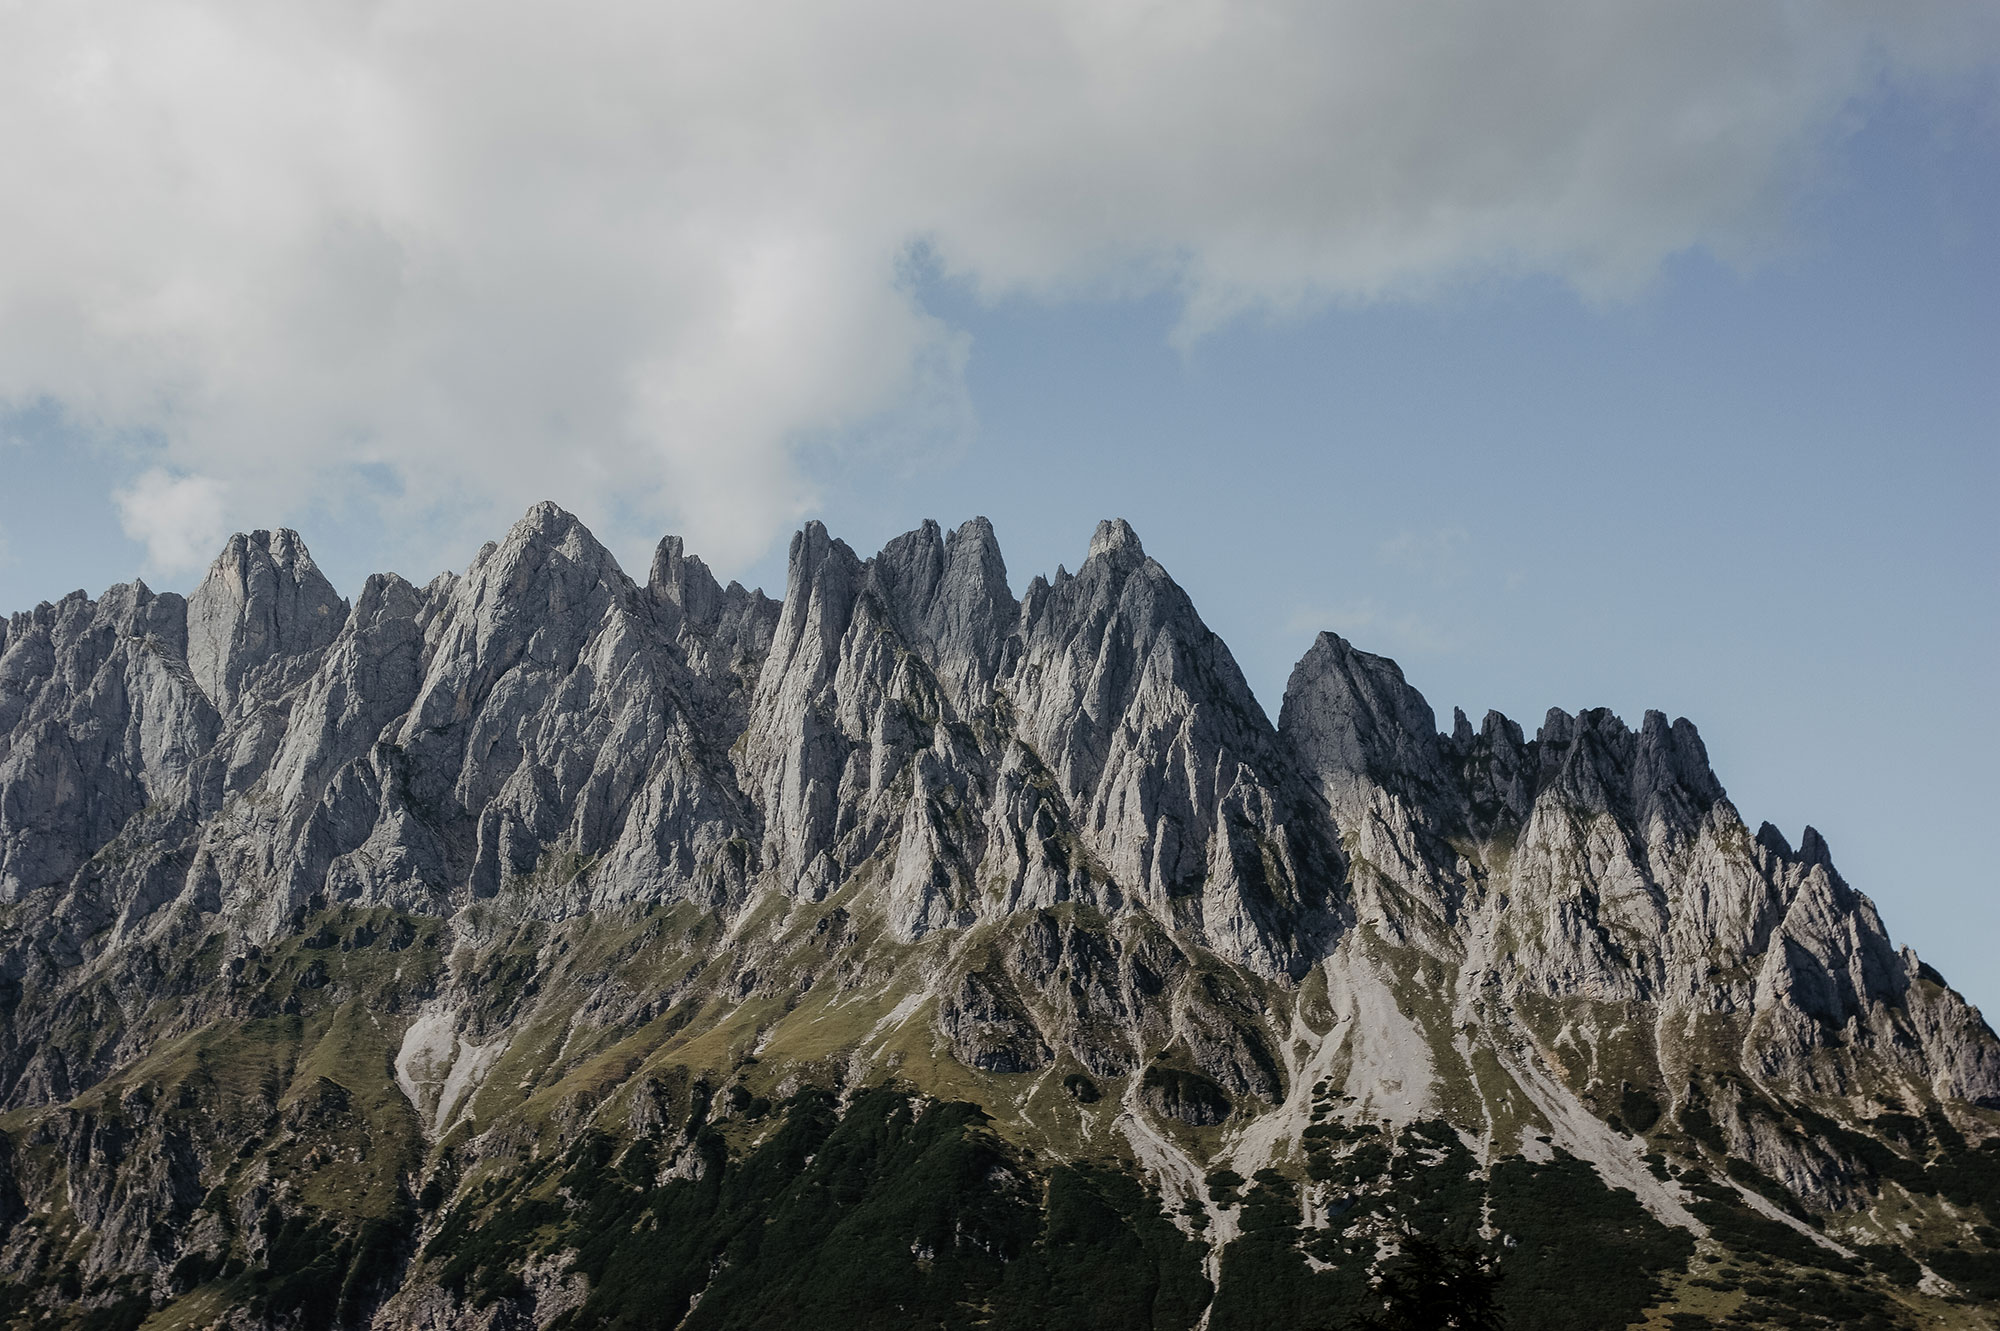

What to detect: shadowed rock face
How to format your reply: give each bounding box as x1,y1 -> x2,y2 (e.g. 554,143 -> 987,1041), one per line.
0,503 -> 1994,1329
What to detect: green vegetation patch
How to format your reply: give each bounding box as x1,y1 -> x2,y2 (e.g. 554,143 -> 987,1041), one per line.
1486,1152 -> 1694,1331
420,1084 -> 1210,1331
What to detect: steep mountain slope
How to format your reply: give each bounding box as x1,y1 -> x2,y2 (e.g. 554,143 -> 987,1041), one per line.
0,506 -> 1993,1330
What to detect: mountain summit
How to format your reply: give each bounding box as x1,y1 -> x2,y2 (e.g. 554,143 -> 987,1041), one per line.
0,506 -> 1993,1329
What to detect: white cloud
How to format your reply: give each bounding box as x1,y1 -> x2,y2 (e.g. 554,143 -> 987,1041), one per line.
1,0 -> 1992,574
114,469 -> 229,573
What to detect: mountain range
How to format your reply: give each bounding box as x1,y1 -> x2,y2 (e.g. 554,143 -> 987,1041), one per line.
0,503 -> 1994,1329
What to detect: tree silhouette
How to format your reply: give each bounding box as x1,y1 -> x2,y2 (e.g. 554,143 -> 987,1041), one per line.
1366,1233 -> 1506,1331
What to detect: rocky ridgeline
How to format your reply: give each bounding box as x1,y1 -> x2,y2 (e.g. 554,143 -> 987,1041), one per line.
0,504 -> 1994,1329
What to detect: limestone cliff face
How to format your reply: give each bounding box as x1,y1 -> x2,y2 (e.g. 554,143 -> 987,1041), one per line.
0,505 -> 1994,1327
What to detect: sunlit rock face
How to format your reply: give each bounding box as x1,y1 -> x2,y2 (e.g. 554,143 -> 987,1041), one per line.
0,504 -> 1993,1329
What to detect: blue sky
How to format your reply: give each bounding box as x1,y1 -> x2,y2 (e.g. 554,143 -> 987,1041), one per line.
1,4 -> 1995,1013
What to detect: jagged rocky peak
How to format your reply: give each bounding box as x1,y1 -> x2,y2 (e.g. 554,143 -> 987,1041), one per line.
1521,704 -> 1725,828
1087,514 -> 1144,564
648,532 -> 725,628
931,517 -> 1016,697
186,527 -> 345,715
475,498 -> 626,598
765,519 -> 863,669
1009,517 -> 1330,971
738,515 -> 1014,917
750,512 -> 1016,711
411,501 -> 633,687
730,509 -> 1328,964
1280,630 -> 1451,802
864,516 -> 1017,709
1014,513 -> 1276,754
1278,627 -> 1748,872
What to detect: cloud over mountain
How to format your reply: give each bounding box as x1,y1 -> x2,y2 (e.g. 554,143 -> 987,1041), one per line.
2,0 -> 1991,572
